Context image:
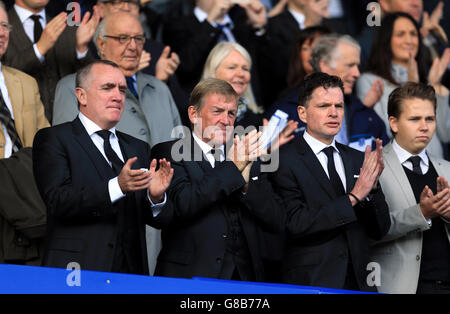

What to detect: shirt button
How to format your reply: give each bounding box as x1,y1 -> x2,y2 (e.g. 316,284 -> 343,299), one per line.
216,258 -> 222,264
416,255 -> 420,261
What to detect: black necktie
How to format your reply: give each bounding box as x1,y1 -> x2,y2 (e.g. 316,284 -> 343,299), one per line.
126,76 -> 139,99
0,91 -> 22,153
408,156 -> 423,175
30,15 -> 43,43
96,130 -> 124,175
210,148 -> 224,165
323,146 -> 346,196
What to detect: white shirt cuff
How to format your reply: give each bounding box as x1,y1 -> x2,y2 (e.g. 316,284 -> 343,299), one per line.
108,177 -> 125,203
76,48 -> 88,60
148,191 -> 167,217
33,44 -> 45,63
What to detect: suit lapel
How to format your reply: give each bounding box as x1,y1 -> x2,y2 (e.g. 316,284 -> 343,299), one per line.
8,9 -> 34,47
71,117 -> 115,181
296,137 -> 336,199
3,67 -> 24,141
337,143 -> 357,194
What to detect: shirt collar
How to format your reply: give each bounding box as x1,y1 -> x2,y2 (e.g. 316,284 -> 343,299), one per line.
194,6 -> 234,28
78,112 -> 118,138
14,4 -> 46,25
288,9 -> 306,29
192,132 -> 225,155
392,139 -> 429,166
303,131 -> 340,156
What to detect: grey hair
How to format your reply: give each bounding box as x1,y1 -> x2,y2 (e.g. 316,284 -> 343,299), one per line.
310,34 -> 361,72
93,15 -> 108,52
201,42 -> 263,114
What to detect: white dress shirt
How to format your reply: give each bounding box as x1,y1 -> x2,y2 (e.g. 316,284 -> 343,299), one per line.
78,113 -> 166,214
289,9 -> 306,30
193,132 -> 225,168
303,131 -> 347,191
194,6 -> 237,43
0,63 -> 15,158
14,5 -> 88,62
392,139 -> 430,175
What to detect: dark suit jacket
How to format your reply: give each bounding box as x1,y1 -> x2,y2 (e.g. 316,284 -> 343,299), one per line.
32,117 -> 167,274
151,137 -> 284,281
3,8 -> 93,122
271,137 -> 390,291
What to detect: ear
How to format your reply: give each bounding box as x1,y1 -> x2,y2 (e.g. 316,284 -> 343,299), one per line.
389,116 -> 398,134
75,87 -> 87,108
297,105 -> 307,124
97,36 -> 106,58
188,105 -> 199,125
319,60 -> 331,73
378,0 -> 390,13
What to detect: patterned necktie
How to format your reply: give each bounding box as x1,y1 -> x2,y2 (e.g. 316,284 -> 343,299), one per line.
0,91 -> 22,153
96,130 -> 124,175
323,146 -> 345,196
408,156 -> 423,175
126,76 -> 139,99
30,15 -> 43,43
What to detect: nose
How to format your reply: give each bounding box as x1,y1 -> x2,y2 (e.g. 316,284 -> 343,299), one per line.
352,65 -> 360,78
419,119 -> 429,131
120,2 -> 131,11
328,105 -> 338,117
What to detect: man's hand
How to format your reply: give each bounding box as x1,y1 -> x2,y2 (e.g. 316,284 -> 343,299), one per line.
421,1 -> 447,43
227,130 -> 263,172
239,0 -> 267,28
262,118 -> 298,152
155,46 -> 180,82
76,6 -> 101,54
138,50 -> 151,71
36,12 -> 68,56
420,184 -> 450,220
350,139 -> 384,205
428,48 -> 450,90
148,158 -> 174,204
362,79 -> 384,108
118,157 -> 152,194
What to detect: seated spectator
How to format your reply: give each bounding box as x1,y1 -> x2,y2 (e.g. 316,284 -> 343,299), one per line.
96,0 -> 189,126
356,12 -> 450,159
52,12 -> 183,275
0,1 -> 48,266
162,0 -> 268,96
370,82 -> 450,294
265,26 -> 330,138
3,0 -> 99,122
308,34 -> 389,149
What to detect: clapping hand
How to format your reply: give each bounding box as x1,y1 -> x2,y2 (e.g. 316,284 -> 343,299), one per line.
148,158 -> 174,204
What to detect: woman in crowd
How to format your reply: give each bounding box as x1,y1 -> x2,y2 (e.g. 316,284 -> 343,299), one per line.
356,12 -> 450,158
201,41 -> 297,149
264,26 -> 330,139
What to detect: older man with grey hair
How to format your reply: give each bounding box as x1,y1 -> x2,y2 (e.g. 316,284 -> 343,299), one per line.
52,11 -> 182,276
309,33 -> 389,149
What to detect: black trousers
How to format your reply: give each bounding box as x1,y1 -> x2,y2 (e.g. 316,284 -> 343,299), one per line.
417,280 -> 450,294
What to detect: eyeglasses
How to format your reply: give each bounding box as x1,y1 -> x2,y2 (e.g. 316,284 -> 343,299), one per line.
0,22 -> 12,33
103,35 -> 146,47
101,0 -> 139,9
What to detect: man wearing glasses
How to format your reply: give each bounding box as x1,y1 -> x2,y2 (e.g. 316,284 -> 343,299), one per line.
52,11 -> 182,275
3,0 -> 100,122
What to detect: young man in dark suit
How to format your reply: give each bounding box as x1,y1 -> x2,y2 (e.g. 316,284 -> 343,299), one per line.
32,60 -> 174,275
151,78 -> 284,282
271,72 -> 390,291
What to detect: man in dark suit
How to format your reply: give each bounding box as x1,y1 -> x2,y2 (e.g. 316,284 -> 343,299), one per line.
32,60 -> 174,274
162,0 -> 267,96
271,72 -> 390,291
3,0 -> 99,121
151,78 -> 284,282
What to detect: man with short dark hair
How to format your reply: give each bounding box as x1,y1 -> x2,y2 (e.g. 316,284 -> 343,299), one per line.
151,78 -> 284,282
271,72 -> 390,291
32,60 -> 174,275
370,82 -> 450,294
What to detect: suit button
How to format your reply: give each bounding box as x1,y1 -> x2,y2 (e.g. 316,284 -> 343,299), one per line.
0,143 -> 4,148
222,233 -> 228,239
416,255 -> 420,261
130,107 -> 137,113
139,129 -> 146,135
216,258 -> 222,264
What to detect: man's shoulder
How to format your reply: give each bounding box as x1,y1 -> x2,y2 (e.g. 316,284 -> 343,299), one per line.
151,139 -> 182,161
3,65 -> 37,84
137,72 -> 169,91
